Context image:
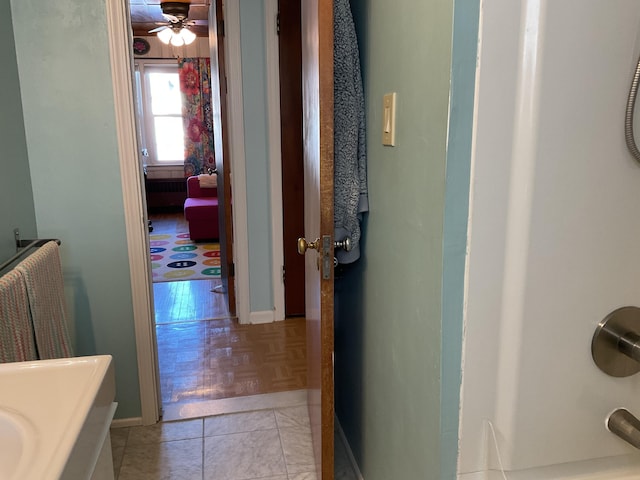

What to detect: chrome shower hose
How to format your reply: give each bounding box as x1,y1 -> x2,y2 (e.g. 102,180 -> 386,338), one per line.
625,55 -> 640,163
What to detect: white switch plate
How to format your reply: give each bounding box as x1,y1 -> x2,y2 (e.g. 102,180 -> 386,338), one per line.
382,92 -> 396,146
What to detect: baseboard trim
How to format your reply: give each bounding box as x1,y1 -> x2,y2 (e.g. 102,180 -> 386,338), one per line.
336,416 -> 365,480
111,417 -> 144,428
249,310 -> 276,324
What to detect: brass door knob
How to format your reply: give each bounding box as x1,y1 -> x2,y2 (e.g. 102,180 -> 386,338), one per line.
297,237 -> 319,255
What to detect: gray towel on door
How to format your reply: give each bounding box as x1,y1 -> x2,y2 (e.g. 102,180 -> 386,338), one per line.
334,0 -> 368,264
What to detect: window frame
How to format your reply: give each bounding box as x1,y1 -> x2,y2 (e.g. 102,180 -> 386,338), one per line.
134,60 -> 184,167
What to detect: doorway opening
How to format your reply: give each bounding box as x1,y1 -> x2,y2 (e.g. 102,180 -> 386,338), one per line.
127,0 -> 306,420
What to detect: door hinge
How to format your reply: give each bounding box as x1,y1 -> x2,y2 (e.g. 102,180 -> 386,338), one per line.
219,19 -> 225,37
282,265 -> 285,283
276,12 -> 280,35
228,262 -> 235,277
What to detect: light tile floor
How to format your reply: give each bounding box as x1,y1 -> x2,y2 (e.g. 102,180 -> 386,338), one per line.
111,406 -> 358,480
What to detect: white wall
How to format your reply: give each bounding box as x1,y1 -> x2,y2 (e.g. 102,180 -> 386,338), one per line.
459,0 -> 640,476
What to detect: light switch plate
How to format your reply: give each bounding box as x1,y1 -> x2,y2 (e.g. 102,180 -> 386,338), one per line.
382,92 -> 396,146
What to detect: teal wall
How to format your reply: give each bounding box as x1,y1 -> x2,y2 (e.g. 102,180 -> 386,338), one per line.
4,0 -> 279,420
441,1 -> 480,478
335,0 -> 455,478
0,0 -> 37,263
10,0 -> 141,419
239,0 -> 274,313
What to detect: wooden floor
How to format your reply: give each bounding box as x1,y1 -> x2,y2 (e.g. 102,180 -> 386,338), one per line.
151,212 -> 230,323
149,210 -> 190,235
156,317 -> 307,404
154,279 -> 229,323
148,212 -> 307,413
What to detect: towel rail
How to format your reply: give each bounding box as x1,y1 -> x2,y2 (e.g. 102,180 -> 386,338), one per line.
0,232 -> 61,277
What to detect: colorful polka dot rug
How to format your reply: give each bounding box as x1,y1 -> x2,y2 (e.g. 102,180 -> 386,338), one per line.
149,233 -> 221,282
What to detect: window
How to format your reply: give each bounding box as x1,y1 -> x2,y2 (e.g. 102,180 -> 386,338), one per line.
134,62 -> 185,166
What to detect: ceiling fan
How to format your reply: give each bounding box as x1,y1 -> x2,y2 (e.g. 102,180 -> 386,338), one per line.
149,2 -> 197,46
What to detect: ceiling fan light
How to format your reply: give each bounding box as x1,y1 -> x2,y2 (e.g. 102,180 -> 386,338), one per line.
170,32 -> 185,47
181,28 -> 196,45
157,28 -> 173,44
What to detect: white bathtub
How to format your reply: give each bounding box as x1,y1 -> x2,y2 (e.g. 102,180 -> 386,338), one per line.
459,455 -> 640,480
458,0 -> 640,477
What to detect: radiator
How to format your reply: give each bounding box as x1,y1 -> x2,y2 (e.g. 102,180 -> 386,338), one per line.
145,178 -> 187,209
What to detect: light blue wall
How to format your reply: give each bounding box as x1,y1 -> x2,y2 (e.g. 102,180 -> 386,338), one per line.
239,0 -> 274,313
10,0 -> 141,419
0,0 -> 37,262
335,0 -> 455,478
5,0 -> 279,419
441,1 -> 480,478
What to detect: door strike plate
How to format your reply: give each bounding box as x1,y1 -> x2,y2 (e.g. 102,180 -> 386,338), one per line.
321,235 -> 332,280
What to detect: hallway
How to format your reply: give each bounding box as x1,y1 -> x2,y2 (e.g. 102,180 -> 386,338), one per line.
149,212 -> 308,418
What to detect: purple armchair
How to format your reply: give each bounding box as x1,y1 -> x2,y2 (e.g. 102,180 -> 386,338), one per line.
183,176 -> 220,241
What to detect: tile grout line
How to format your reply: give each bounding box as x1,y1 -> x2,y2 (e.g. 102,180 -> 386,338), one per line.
274,408 -> 291,479
118,427 -> 131,480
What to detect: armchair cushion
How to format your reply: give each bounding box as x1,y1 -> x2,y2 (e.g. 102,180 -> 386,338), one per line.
187,176 -> 217,198
184,176 -> 220,241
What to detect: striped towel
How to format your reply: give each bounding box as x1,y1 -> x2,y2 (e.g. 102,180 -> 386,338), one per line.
15,241 -> 73,359
0,269 -> 38,363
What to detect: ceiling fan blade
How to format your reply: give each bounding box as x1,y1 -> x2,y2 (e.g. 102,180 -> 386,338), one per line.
162,13 -> 180,22
148,25 -> 168,33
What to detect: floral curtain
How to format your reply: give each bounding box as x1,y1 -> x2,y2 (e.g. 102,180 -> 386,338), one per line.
178,58 -> 215,177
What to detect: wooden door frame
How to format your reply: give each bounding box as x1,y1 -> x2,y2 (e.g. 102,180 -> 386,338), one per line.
222,0 -> 250,324
208,0 -> 237,316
